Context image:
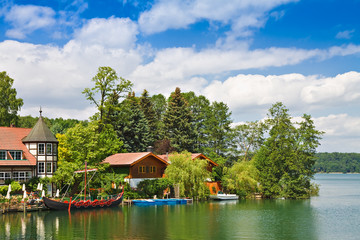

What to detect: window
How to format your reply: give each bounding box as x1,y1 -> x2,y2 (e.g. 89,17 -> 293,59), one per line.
0,151 -> 6,160
53,162 -> 57,173
46,162 -> 52,173
46,143 -> 52,154
13,171 -> 31,182
38,143 -> 45,155
38,162 -> 45,173
9,151 -> 22,160
139,166 -> 146,173
150,166 -> 156,173
0,172 -> 11,181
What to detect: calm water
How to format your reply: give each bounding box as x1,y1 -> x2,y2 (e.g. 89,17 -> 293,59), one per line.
1,174 -> 360,240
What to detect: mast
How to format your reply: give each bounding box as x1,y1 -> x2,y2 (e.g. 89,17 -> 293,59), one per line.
84,161 -> 87,201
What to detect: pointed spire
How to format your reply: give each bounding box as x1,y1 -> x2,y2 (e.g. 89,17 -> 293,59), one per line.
22,110 -> 58,143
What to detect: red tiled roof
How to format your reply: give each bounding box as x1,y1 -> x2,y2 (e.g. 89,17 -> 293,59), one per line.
158,153 -> 218,166
103,152 -> 169,166
0,127 -> 36,166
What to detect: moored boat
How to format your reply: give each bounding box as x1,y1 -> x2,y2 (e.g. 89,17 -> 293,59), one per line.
209,193 -> 239,200
43,161 -> 124,210
43,192 -> 124,210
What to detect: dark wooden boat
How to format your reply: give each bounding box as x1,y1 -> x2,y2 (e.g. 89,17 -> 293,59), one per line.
43,161 -> 124,211
43,191 -> 124,210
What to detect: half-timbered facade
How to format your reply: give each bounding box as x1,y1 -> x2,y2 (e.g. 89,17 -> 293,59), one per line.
0,112 -> 58,185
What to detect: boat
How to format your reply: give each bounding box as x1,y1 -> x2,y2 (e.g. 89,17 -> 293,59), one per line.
43,162 -> 124,211
132,199 -> 187,206
209,193 -> 239,200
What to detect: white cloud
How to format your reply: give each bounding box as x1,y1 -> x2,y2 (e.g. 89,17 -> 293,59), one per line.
336,29 -> 355,39
138,0 -> 297,37
74,17 -> 139,50
4,5 -> 56,39
202,72 -> 360,118
314,114 -> 360,152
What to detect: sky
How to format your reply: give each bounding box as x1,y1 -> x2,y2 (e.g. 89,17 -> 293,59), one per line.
0,0 -> 359,153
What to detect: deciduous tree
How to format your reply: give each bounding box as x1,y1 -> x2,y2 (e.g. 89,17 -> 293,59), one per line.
0,71 -> 23,127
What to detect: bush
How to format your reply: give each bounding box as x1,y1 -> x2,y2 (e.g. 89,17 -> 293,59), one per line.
137,178 -> 173,198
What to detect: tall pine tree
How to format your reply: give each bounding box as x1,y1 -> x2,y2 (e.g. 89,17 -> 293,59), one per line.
163,87 -> 195,152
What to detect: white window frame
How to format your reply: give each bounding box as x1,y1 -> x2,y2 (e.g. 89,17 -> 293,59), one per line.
38,143 -> 45,155
46,143 -> 52,154
38,162 -> 45,173
46,162 -> 52,173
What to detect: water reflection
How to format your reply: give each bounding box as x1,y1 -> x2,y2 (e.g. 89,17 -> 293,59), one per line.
1,175 -> 360,240
0,201 -> 317,240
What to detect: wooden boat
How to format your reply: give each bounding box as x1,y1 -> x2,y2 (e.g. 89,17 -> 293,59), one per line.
43,161 -> 124,211
43,192 -> 124,210
209,193 -> 239,200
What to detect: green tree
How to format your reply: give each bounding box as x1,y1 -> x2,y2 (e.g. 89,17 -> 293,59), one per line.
182,92 -> 211,152
140,89 -> 158,143
233,121 -> 267,161
0,71 -> 23,127
112,93 -> 153,152
53,121 -> 124,187
163,87 -> 195,152
222,160 -> 259,197
164,151 -> 210,199
82,66 -> 132,125
203,102 -> 232,156
255,102 -> 323,199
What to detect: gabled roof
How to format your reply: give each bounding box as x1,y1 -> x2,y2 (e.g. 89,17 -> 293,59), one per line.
22,116 -> 58,143
158,153 -> 218,167
103,152 -> 169,166
0,127 -> 36,166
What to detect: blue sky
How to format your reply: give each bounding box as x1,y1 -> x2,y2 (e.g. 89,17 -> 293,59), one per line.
0,0 -> 360,152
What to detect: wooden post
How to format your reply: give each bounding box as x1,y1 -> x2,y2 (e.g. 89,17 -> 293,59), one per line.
68,197 -> 72,213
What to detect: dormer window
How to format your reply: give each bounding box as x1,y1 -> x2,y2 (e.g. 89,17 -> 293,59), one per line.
9,151 -> 22,160
0,151 -> 6,160
38,143 -> 45,155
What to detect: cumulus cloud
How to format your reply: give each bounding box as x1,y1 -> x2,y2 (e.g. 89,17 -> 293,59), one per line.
314,114 -> 360,152
202,72 -> 360,118
74,17 -> 139,50
138,0 -> 297,42
4,4 -> 56,39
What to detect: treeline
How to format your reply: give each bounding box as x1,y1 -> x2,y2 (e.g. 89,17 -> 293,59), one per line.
1,67 -> 325,199
314,152 -> 360,173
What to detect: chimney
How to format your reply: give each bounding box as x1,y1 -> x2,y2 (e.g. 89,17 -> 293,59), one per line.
147,146 -> 154,153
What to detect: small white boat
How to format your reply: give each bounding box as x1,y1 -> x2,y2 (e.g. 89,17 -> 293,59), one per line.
209,193 -> 239,200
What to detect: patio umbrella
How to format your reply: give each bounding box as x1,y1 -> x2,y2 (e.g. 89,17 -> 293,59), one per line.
5,190 -> 10,199
55,189 -> 60,198
41,190 -> 45,198
37,183 -> 40,190
23,190 -> 28,199
8,184 -> 11,193
22,184 -> 26,191
40,183 -> 43,191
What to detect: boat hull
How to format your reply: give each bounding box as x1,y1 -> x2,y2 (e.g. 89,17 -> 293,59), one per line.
209,194 -> 239,200
43,192 -> 124,210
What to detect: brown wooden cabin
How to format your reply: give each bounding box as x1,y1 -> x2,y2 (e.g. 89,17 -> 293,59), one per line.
102,152 -> 169,188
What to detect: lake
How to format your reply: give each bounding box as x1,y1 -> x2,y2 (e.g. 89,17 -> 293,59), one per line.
1,174 -> 360,240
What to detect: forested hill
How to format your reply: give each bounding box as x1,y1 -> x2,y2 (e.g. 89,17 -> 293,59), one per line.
314,152 -> 360,173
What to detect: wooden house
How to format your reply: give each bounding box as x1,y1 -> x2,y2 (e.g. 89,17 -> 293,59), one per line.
102,152 -> 169,188
0,111 -> 58,191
